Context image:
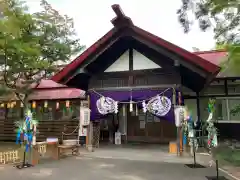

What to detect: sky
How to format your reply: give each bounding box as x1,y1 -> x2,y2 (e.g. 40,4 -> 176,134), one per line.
25,0 -> 216,53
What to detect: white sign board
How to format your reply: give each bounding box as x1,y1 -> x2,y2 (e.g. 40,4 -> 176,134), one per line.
46,137 -> 58,143
80,107 -> 91,126
115,131 -> 121,145
140,121 -> 145,129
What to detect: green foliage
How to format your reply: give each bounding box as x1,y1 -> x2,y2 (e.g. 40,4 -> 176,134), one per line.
221,44 -> 240,73
214,146 -> 240,166
177,0 -> 239,74
0,0 -> 85,103
177,0 -> 239,44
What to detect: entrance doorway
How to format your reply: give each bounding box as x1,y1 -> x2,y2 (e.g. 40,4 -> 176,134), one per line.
127,106 -> 176,144
99,114 -> 119,144
98,104 -> 176,145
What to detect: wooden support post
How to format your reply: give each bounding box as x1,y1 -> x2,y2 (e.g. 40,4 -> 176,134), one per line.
179,127 -> 183,156
31,145 -> 39,166
86,95 -> 93,151
86,95 -> 90,146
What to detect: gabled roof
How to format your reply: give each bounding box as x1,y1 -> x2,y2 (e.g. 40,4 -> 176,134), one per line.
34,79 -> 67,89
194,50 -> 239,77
51,4 -> 220,84
29,79 -> 85,100
194,50 -> 227,66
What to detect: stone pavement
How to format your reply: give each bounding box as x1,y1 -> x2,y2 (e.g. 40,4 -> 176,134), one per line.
80,144 -> 210,165
0,156 -> 232,180
0,145 -> 235,180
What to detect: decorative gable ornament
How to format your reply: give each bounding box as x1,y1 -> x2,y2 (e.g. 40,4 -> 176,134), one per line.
143,95 -> 172,117
96,96 -> 118,115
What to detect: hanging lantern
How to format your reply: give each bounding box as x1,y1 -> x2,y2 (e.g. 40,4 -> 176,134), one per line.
7,103 -> 11,108
10,102 -> 14,108
56,102 -> 59,109
32,101 -> 36,109
0,103 -> 4,108
44,101 -> 48,108
66,100 -> 70,108
20,102 -> 24,108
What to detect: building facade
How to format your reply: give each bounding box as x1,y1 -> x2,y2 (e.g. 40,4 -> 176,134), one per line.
0,79 -> 85,141
52,5 -> 239,144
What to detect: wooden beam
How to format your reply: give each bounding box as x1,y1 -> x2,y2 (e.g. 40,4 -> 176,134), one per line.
112,4 -> 126,18
196,92 -> 201,122
129,48 -> 133,71
224,79 -> 228,95
64,30 -> 122,84
90,84 -> 179,91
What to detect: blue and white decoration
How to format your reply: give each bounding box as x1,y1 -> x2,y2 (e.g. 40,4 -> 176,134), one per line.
96,96 -> 118,115
142,95 -> 172,116
95,89 -> 172,117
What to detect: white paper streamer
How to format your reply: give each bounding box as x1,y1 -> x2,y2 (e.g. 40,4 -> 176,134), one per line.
130,101 -> 133,112
142,100 -> 147,113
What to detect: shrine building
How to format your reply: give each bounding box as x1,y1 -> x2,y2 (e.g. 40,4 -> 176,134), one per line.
51,4 -> 231,145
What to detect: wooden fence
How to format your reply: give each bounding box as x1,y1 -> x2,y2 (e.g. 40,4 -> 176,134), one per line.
0,150 -> 20,164
0,143 -> 48,165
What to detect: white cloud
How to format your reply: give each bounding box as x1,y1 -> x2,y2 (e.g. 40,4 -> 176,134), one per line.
25,0 -> 216,52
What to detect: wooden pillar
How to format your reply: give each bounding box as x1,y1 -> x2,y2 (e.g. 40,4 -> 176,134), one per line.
178,92 -> 183,156
196,92 -> 202,146
224,79 -> 228,96
86,95 -> 93,151
86,95 -> 90,145
31,145 -> 39,166
196,92 -> 201,123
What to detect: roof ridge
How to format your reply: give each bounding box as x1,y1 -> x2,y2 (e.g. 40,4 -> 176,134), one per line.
194,49 -> 226,54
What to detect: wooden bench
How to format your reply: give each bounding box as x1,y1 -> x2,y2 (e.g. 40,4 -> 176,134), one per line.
58,145 -> 80,158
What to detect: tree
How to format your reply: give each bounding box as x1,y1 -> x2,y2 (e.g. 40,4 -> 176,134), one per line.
177,0 -> 239,73
0,0 -> 85,107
